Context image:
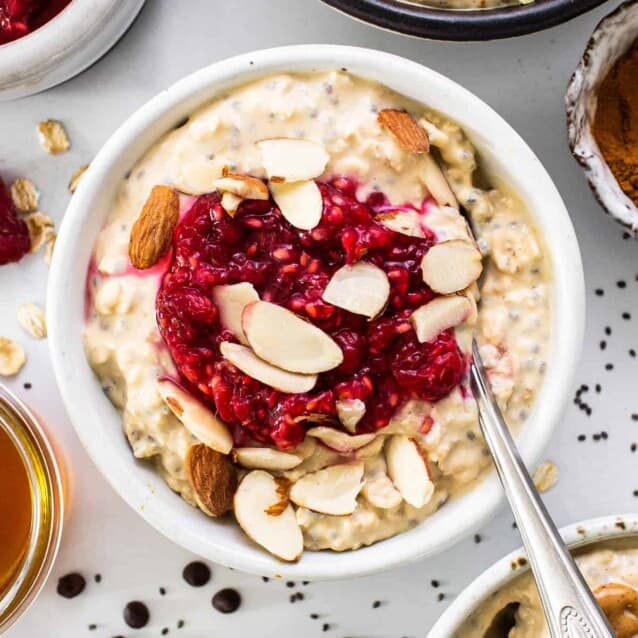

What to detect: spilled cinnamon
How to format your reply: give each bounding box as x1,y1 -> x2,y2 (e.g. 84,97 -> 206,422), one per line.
592,42 -> 638,205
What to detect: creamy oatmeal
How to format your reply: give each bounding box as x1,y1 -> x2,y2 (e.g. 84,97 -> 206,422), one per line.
458,539 -> 638,637
84,71 -> 550,561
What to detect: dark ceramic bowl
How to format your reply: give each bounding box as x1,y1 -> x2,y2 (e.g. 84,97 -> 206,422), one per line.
321,0 -> 608,40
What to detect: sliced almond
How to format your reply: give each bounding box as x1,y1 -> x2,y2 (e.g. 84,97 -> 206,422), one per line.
220,342 -> 317,394
421,240 -> 483,294
322,262 -> 390,319
242,301 -> 343,374
421,154 -> 458,208
234,470 -> 304,562
362,475 -> 403,509
385,435 -> 434,508
289,462 -> 364,516
377,109 -> 430,154
335,398 -> 366,434
410,295 -> 472,343
129,185 -> 179,269
257,138 -> 329,182
213,283 -> 259,345
186,443 -> 237,517
213,173 -> 269,200
306,426 -> 375,453
355,436 -> 386,460
291,436 -> 317,460
221,191 -> 243,217
156,379 -> 233,454
376,210 -> 424,238
270,180 -> 322,230
233,447 -> 303,471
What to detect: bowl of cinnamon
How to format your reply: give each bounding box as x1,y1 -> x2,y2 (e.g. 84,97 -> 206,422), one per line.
566,0 -> 638,235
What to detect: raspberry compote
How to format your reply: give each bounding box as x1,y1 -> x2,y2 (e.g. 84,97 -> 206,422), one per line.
157,177 -> 467,450
0,0 -> 72,45
0,178 -> 29,265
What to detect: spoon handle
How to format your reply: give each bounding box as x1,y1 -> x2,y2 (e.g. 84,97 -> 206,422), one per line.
470,339 -> 615,638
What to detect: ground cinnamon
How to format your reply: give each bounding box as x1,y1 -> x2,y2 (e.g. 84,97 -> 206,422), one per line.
592,42 -> 638,206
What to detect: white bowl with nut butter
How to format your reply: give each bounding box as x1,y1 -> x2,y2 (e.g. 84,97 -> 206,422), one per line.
429,514 -> 638,637
47,45 -> 584,580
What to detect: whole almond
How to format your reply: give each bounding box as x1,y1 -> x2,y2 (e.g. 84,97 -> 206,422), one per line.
129,185 -> 179,269
378,109 -> 430,154
186,444 -> 237,517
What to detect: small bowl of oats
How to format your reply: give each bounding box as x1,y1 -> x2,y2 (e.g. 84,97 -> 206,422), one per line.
429,514 -> 638,637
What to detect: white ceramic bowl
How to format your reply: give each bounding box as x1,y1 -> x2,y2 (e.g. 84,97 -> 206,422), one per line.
566,0 -> 638,234
47,45 -> 585,580
429,514 -> 638,636
0,0 -> 145,101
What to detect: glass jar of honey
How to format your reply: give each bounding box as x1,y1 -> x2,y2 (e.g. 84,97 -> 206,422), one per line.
0,385 -> 64,633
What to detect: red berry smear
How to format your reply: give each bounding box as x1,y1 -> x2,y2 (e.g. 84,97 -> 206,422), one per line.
0,178 -> 29,265
0,0 -> 72,45
156,177 -> 467,450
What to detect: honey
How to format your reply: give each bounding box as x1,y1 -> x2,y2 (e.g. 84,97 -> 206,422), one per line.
0,425 -> 32,594
0,386 -> 63,632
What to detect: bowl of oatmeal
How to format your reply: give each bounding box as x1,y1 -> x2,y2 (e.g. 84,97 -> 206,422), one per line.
429,514 -> 638,637
320,0 -> 607,41
48,45 -> 584,579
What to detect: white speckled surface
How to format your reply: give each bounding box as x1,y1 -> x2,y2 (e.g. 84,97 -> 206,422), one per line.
0,1 -> 636,636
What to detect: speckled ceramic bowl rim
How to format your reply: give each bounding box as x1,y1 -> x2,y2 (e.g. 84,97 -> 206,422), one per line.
321,0 -> 606,41
48,45 -> 584,580
566,0 -> 638,235
428,514 -> 638,636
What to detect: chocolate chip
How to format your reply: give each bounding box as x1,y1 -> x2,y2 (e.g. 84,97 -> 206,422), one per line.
182,561 -> 211,587
159,586 -> 166,595
23,382 -> 31,389
177,620 -> 185,629
372,600 -> 382,608
578,434 -> 586,442
618,280 -> 627,289
286,581 -> 295,588
94,574 -> 102,584
57,573 -> 86,598
124,601 -> 150,628
212,588 -> 241,614
437,592 -> 445,601
595,288 -> 604,296
431,579 -> 440,588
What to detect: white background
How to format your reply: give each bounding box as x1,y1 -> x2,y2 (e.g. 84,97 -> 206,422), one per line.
1,1 -> 637,636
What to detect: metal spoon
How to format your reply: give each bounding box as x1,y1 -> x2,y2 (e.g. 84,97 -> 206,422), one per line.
471,339 -> 615,638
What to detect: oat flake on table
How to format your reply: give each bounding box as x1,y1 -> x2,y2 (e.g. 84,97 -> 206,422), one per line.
23,212 -> 55,253
37,119 -> 70,155
532,461 -> 559,493
0,337 -> 26,376
68,164 -> 89,194
17,303 -> 47,340
9,178 -> 39,213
